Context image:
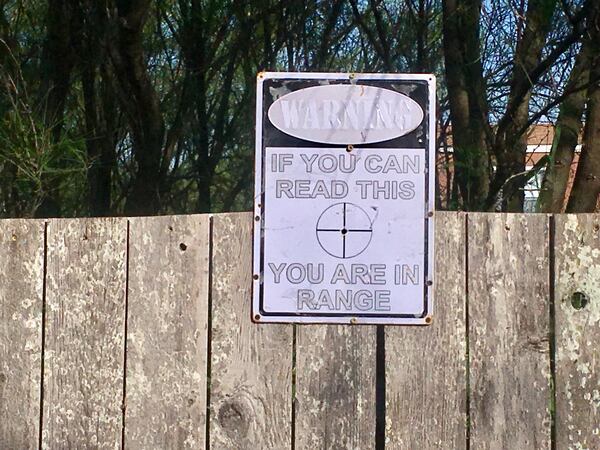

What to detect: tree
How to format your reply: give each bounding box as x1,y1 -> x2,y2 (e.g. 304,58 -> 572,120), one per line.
2,0 -> 600,217
442,0 -> 595,211
566,1 -> 600,211
537,41 -> 590,212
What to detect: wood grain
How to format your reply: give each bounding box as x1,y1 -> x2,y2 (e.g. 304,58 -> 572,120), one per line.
42,218 -> 127,449
1,211 -> 597,449
295,324 -> 376,449
125,215 -> 210,448
209,212 -> 293,449
0,220 -> 44,449
554,215 -> 600,449
385,212 -> 467,449
468,213 -> 551,450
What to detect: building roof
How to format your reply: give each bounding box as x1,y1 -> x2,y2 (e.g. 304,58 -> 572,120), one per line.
440,123 -> 582,151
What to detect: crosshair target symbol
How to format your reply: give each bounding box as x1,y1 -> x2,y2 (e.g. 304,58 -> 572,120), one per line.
316,202 -> 373,259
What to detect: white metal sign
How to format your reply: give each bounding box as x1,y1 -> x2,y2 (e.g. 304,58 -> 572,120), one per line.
253,72 -> 435,325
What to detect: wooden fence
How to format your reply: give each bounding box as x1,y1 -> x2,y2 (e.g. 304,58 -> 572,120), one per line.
0,212 -> 598,449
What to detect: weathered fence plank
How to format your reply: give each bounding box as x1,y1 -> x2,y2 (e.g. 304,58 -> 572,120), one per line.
386,212 -> 467,449
295,325 -> 376,449
554,215 -> 600,449
125,215 -> 210,448
209,213 -> 293,449
468,213 -> 551,450
0,220 -> 44,449
42,218 -> 127,449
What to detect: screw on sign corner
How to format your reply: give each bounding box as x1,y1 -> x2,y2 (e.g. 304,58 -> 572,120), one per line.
425,316 -> 433,325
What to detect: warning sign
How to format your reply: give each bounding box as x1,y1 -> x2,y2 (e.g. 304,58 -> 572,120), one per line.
253,73 -> 435,325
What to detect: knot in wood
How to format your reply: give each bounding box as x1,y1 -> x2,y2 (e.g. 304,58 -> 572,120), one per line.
218,400 -> 249,436
524,336 -> 550,353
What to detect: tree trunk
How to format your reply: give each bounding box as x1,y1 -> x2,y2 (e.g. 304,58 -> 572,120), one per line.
312,0 -> 345,69
538,44 -> 590,212
567,3 -> 600,212
442,0 -> 491,209
567,84 -> 600,211
0,5 -> 17,67
178,0 -> 212,213
489,0 -> 558,212
196,171 -> 212,213
35,0 -> 77,217
108,0 -> 164,215
82,65 -> 115,216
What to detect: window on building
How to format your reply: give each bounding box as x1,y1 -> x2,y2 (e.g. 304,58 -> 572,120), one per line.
523,167 -> 545,212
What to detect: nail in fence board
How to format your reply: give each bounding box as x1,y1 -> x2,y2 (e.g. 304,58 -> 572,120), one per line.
468,213 -> 551,450
209,213 -> 293,449
295,325 -> 376,449
554,215 -> 600,449
125,216 -> 210,448
42,218 -> 127,448
0,220 -> 44,449
385,212 -> 467,449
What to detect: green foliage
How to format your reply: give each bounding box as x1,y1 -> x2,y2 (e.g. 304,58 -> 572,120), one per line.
0,79 -> 88,216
